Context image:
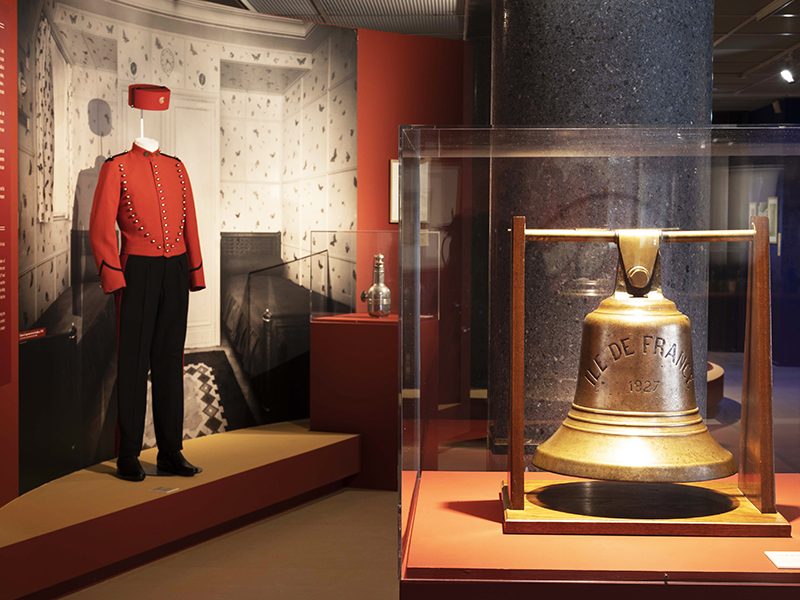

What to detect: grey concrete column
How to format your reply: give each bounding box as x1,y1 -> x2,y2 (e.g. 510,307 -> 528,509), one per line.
489,1 -> 714,454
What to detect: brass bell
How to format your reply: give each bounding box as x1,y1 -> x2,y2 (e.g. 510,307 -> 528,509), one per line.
532,230 -> 736,482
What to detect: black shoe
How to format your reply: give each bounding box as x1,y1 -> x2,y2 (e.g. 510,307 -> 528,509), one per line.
156,450 -> 202,477
116,456 -> 146,482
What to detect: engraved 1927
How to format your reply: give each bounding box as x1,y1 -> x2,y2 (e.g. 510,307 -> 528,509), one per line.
628,380 -> 660,393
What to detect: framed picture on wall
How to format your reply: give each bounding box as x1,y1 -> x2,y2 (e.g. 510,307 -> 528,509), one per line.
390,159 -> 430,224
390,159 -> 400,223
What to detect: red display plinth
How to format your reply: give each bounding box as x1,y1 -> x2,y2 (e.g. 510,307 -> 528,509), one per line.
311,313 -> 438,490
401,471 -> 800,599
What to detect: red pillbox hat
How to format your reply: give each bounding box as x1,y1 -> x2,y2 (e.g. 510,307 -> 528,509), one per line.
128,84 -> 171,110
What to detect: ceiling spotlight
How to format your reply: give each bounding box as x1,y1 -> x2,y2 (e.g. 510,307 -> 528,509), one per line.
781,68 -> 795,83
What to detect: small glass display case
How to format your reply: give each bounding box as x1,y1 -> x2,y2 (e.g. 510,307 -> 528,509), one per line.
309,230 -> 439,320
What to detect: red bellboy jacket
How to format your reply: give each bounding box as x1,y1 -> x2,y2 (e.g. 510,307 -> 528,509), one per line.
89,143 -> 205,294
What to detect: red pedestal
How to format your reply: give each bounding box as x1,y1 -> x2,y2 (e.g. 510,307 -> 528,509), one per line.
311,313 -> 438,490
401,471 -> 800,599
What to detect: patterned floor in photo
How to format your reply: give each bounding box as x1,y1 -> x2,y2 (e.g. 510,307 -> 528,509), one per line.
142,351 -> 251,450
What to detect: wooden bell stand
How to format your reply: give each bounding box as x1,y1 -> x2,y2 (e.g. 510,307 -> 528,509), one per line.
502,215 -> 791,536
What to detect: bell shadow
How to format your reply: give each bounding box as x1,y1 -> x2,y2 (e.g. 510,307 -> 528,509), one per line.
530,481 -> 737,520
444,499 -> 504,524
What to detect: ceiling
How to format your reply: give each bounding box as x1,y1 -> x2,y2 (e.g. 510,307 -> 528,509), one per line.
202,0 -> 478,38
202,0 -> 800,115
714,0 -> 800,112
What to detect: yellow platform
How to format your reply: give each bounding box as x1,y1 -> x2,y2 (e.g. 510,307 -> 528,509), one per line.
0,421 -> 359,598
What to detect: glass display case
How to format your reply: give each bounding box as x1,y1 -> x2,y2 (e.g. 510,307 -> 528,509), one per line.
222,250 -> 316,424
398,127 -> 800,592
309,229 -> 439,320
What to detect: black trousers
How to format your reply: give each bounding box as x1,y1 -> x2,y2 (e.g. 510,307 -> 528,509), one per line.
117,253 -> 189,458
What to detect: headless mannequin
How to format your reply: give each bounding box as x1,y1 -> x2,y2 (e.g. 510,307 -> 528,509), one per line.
98,107 -> 202,481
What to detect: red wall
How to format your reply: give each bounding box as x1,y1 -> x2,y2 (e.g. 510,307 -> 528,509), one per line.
356,28 -> 465,230
355,30 -> 468,429
355,29 -> 464,296
0,0 -> 19,506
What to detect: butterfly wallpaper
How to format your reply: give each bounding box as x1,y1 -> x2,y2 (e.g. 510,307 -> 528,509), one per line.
217,27 -> 358,306
18,0 -> 358,324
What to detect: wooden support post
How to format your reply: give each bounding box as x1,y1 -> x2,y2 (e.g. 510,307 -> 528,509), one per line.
509,216 -> 526,510
739,215 -> 776,513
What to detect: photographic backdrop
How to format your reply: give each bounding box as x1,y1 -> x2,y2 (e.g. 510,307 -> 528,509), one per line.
17,0 -> 357,492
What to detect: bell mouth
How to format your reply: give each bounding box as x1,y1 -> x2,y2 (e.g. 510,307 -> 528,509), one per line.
532,404 -> 737,482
